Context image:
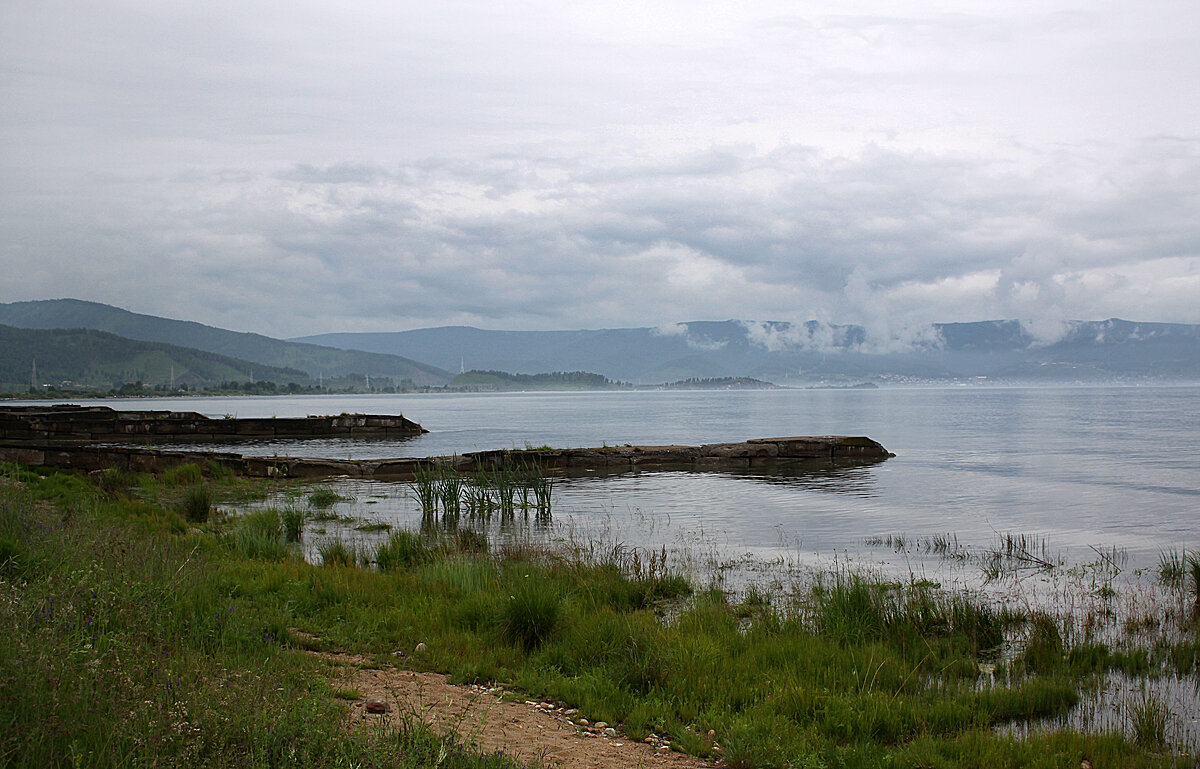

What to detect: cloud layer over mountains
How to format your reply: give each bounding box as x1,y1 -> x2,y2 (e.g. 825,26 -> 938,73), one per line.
3,2 -> 1198,337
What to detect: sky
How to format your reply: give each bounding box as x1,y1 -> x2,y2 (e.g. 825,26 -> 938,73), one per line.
2,0 -> 1199,341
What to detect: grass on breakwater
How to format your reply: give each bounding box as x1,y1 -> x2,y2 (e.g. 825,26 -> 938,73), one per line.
1,462 -> 1196,768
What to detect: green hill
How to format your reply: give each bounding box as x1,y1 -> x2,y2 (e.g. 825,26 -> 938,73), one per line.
448,369 -> 626,391
0,299 -> 451,386
0,325 -> 311,392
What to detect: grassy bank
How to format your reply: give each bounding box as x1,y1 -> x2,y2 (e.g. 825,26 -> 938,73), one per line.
1,462 -> 1195,767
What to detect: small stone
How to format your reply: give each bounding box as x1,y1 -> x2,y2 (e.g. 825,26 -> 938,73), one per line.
643,737 -> 654,744
564,708 -> 578,716
593,721 -> 607,729
707,729 -> 716,737
603,727 -> 618,738
415,642 -> 426,654
577,718 -> 590,726
364,700 -> 389,714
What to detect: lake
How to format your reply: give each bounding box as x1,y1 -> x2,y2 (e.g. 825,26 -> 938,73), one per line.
36,384 -> 1200,574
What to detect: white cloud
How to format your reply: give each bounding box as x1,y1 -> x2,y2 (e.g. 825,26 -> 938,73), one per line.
1,1 -> 1199,336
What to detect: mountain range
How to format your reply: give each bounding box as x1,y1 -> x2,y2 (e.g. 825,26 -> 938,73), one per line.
0,325 -> 311,391
0,299 -> 450,389
295,318 -> 1200,384
1,299 -> 1198,389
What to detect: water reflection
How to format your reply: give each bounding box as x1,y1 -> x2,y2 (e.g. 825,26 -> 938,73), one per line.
146,434 -> 426,459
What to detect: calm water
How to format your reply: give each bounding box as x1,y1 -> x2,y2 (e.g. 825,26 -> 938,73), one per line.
42,384 -> 1200,569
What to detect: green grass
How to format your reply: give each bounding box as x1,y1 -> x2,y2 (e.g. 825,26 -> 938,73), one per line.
280,505 -> 306,542
318,537 -> 359,567
375,529 -> 431,571
307,485 -> 347,509
0,465 -> 531,769
502,578 -> 562,650
178,482 -> 214,523
1,461 -> 1195,768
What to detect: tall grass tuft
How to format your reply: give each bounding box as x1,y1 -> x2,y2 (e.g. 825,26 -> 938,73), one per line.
1187,551 -> 1200,611
179,483 -> 214,523
1159,549 -> 1185,587
280,506 -> 305,542
307,485 -> 343,509
318,538 -> 358,568
161,462 -> 203,487
97,466 -> 134,497
232,508 -> 290,560
502,579 -> 562,650
409,465 -> 440,516
374,530 -> 429,570
1129,691 -> 1170,749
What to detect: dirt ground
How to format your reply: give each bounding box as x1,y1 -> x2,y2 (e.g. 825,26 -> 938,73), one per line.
318,651 -> 720,769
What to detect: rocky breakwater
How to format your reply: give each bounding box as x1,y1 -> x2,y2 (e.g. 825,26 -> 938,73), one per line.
0,402 -> 892,478
457,435 -> 894,475
0,404 -> 427,474
200,436 -> 893,480
0,404 -> 426,444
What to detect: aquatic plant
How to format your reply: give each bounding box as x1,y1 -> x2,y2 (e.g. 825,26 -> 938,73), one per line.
1129,691 -> 1170,750
409,465 -> 440,516
1159,549 -> 1185,587
307,485 -> 344,509
1187,551 -> 1200,613
437,473 -> 464,522
280,506 -> 305,542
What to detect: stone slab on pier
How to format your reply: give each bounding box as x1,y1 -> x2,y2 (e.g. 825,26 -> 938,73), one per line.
0,404 -> 427,444
0,418 -> 893,480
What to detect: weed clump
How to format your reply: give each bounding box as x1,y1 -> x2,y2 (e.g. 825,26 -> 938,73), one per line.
375,530 -> 430,570
1130,691 -> 1170,749
232,508 -> 290,560
97,466 -> 134,497
307,485 -> 344,509
502,579 -> 561,650
318,538 -> 358,568
179,484 -> 214,523
280,506 -> 305,542
161,462 -> 204,487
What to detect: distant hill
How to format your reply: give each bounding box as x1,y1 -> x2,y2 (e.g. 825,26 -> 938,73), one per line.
661,377 -> 779,390
0,325 -> 310,391
296,318 -> 1200,384
4,300 -> 1196,386
0,299 -> 451,386
448,370 -> 626,391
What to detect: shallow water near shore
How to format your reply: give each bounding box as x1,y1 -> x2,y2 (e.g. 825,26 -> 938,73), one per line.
41,383 -> 1200,569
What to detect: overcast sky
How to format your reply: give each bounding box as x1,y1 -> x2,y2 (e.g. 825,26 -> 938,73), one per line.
2,1 -> 1198,340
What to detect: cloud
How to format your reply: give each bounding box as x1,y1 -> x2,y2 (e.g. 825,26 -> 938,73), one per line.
3,138 -> 1200,338
2,2 -> 1199,337
651,322 -> 688,337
